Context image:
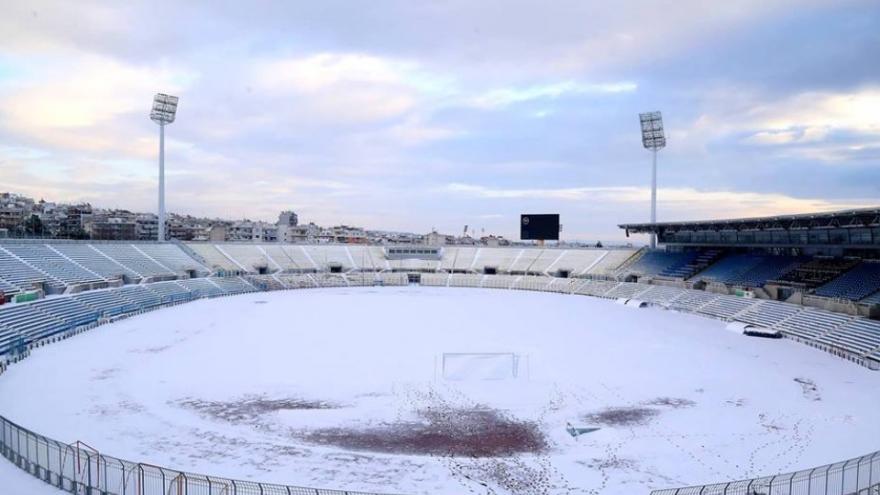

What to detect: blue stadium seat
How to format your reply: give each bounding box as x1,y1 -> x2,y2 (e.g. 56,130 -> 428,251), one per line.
815,263 -> 880,301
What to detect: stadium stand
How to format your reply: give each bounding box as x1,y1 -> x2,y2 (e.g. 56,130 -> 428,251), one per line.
771,257 -> 860,289
774,309 -> 852,341
116,285 -> 164,309
0,247 -> 58,293
0,276 -> 21,297
726,255 -> 805,288
281,245 -> 320,271
91,244 -> 176,278
176,278 -> 226,298
215,244 -> 273,273
136,244 -> 209,276
31,297 -> 99,328
1,244 -> 103,287
210,276 -> 257,294
626,251 -> 700,278
51,243 -> 140,281
691,253 -> 766,284
734,300 -> 802,329
72,289 -> 138,317
145,281 -> 193,303
187,244 -> 242,272
814,262 -> 880,300
861,290 -> 880,305
697,295 -> 757,320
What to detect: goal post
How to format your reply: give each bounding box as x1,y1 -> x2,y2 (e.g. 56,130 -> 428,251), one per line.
439,352 -> 525,381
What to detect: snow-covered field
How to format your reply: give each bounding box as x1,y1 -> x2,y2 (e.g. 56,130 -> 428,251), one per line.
1,286 -> 878,495
0,457 -> 61,495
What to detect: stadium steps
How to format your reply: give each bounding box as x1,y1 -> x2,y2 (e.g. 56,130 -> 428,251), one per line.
258,246 -> 285,272
611,247 -> 647,278
660,249 -> 725,280
213,245 -> 251,272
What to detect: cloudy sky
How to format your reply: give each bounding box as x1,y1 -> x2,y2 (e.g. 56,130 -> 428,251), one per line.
1,0 -> 878,242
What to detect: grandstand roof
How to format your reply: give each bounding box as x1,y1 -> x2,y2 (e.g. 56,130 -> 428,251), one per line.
619,207 -> 880,234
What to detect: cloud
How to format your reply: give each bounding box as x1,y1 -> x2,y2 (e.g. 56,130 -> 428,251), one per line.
467,81 -> 637,109
443,182 -> 875,220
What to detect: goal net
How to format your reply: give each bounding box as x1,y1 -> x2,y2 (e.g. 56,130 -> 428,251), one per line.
440,352 -> 522,381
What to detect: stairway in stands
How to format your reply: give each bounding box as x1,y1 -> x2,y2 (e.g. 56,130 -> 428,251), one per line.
660,249 -> 725,280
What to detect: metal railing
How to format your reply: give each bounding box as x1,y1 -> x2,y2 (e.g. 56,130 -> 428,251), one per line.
651,450 -> 880,495
0,414 -> 405,495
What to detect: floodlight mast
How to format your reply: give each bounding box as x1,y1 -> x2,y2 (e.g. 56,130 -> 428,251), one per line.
639,111 -> 666,249
150,94 -> 179,242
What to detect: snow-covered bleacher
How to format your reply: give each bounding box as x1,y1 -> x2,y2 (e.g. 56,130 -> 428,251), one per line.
145,281 -> 193,302
605,282 -> 652,300
1,245 -> 103,287
573,279 -> 619,298
774,309 -> 851,341
137,244 -> 209,277
213,244 -> 272,273
72,289 -> 137,317
52,244 -> 139,281
816,319 -> 880,356
31,297 -> 99,328
668,290 -> 720,313
697,295 -> 758,320
176,278 -> 225,298
92,244 -> 176,279
187,244 -> 241,272
0,248 -> 57,293
734,300 -> 802,329
209,276 -> 257,294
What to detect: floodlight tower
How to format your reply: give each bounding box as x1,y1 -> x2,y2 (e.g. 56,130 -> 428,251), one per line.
639,111 -> 666,249
150,93 -> 179,242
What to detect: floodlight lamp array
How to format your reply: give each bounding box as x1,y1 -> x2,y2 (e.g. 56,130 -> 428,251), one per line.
150,93 -> 179,125
639,111 -> 666,150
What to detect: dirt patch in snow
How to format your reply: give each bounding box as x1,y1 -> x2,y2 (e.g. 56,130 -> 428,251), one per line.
794,377 -> 821,401
177,395 -> 340,424
304,407 -> 547,457
583,406 -> 660,427
643,397 -> 696,409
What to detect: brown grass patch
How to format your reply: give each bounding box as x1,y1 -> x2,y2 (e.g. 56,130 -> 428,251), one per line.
583,406 -> 660,427
304,406 -> 547,457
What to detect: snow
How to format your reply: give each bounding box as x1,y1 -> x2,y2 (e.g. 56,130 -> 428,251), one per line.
0,457 -> 62,495
0,286 -> 878,495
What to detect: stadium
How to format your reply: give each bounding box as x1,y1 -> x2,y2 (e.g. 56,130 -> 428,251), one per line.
1,213 -> 879,495
2,2 -> 880,494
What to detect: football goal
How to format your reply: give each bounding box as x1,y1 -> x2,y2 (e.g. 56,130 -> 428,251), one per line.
438,352 -> 525,381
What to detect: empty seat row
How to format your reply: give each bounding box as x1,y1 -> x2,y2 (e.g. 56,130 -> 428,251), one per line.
2,245 -> 103,287
734,301 -> 802,329
698,296 -> 758,320
814,263 -> 880,301
52,244 -> 139,280
91,244 -> 175,278
669,291 -> 719,313
605,283 -> 652,300
0,248 -> 56,293
775,310 -> 852,341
